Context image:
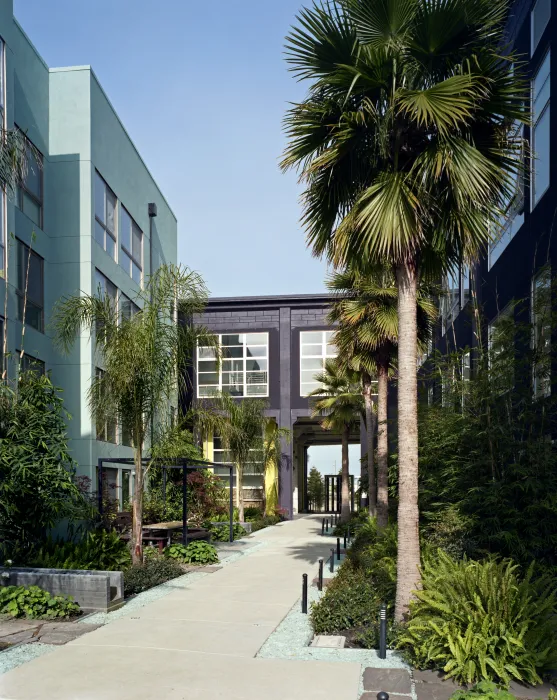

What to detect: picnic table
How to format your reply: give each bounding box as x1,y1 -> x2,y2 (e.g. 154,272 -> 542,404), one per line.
142,521 -> 210,546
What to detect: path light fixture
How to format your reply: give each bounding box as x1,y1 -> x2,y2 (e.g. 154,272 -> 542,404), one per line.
379,603 -> 387,659
318,559 -> 323,591
301,574 -> 308,614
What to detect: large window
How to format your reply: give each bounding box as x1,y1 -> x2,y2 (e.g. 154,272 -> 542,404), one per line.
212,432 -> 263,478
94,269 -> 117,305
95,367 -> 117,443
441,268 -> 460,334
0,38 -> 5,126
532,268 -> 551,398
94,172 -> 117,259
489,120 -> 525,268
17,133 -> 43,228
532,51 -> 550,208
300,330 -> 336,396
197,333 -> 269,397
488,305 -> 515,392
120,292 -> 140,322
120,207 -> 142,285
0,188 -> 5,279
20,353 -> 45,376
531,0 -> 551,54
16,240 -> 44,333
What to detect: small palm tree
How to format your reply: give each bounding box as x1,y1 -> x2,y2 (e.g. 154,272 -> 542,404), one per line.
329,265 -> 436,528
51,264 -> 214,565
309,359 -> 363,523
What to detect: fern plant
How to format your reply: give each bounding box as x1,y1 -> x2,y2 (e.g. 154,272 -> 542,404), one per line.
398,551 -> 557,687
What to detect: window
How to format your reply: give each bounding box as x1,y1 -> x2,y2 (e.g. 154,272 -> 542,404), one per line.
197,333 -> 269,397
120,207 -> 142,285
212,432 -> 263,478
0,188 -> 5,278
532,51 -> 550,208
0,38 -> 5,125
441,268 -> 460,334
94,269 -> 117,305
95,367 -> 117,443
94,172 -> 117,259
531,0 -> 551,54
461,351 -> 471,409
121,470 -> 132,508
532,268 -> 551,398
120,292 -> 139,322
0,317 -> 4,378
20,353 -> 45,375
16,240 -> 44,332
488,305 -> 515,391
461,266 -> 471,308
17,134 -> 43,228
300,330 -> 337,396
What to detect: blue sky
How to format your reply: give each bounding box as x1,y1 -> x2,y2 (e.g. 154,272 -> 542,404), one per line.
14,0 -> 329,298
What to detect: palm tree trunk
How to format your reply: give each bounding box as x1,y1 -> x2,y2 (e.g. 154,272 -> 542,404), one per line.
131,446 -> 144,566
376,355 -> 389,530
340,423 -> 351,523
395,261 -> 421,622
363,375 -> 376,517
237,464 -> 245,522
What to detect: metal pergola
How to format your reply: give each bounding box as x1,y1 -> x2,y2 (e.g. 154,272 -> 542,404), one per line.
97,457 -> 235,544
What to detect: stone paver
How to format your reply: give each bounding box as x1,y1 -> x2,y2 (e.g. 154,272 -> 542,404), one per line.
363,668 -> 412,695
0,516 -> 362,700
0,619 -> 100,646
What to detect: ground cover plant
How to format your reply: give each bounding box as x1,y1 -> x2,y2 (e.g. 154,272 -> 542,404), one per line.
398,552 -> 557,687
123,556 -> 184,596
165,541 -> 218,565
0,585 -> 80,620
29,529 -> 131,571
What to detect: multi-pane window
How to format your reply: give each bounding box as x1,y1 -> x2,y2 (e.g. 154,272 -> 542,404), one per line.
488,305 -> 515,392
17,134 -> 43,228
94,172 -> 117,259
212,433 -> 263,478
300,330 -> 337,396
197,333 -> 269,397
94,269 -> 117,305
532,268 -> 551,398
441,268 -> 460,334
120,207 -> 142,285
95,367 -> 117,443
531,0 -> 551,55
461,266 -> 471,308
120,292 -> 139,322
20,353 -> 45,376
16,239 -> 44,333
489,120 -> 525,268
0,38 -> 5,126
0,188 -> 5,278
532,51 -> 551,208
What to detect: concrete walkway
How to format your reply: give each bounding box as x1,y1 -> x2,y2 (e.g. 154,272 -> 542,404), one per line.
0,516 -> 361,700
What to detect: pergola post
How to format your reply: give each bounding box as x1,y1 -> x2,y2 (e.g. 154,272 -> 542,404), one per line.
229,465 -> 234,543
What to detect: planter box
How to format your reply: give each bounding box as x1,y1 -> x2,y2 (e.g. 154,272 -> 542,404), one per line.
0,567 -> 124,613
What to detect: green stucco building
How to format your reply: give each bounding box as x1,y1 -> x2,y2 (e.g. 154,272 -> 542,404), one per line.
0,1 -> 178,505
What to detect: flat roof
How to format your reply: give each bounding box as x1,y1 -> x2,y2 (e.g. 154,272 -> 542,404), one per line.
206,293 -> 333,309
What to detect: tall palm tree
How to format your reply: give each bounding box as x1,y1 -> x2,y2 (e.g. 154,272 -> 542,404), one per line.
52,264 -> 214,565
194,394 -> 269,522
309,359 -> 363,523
282,0 -> 525,619
328,265 -> 436,528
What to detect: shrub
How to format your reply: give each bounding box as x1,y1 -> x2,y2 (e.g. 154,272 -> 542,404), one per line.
0,585 -> 80,619
249,515 -> 280,533
168,541 -> 218,565
206,522 -> 247,542
311,564 -> 380,635
123,557 -> 184,596
347,519 -> 398,605
29,529 -> 131,571
450,682 -> 518,699
244,506 -> 263,521
398,551 -> 557,687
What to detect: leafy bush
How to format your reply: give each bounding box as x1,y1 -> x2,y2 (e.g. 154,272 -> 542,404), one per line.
347,518 -> 398,605
249,515 -> 280,533
206,522 -> 247,542
450,682 -> 518,699
166,541 -> 218,565
29,530 -> 131,571
398,551 -> 557,687
0,372 -> 87,558
0,585 -> 80,619
244,506 -> 263,521
311,564 -> 379,635
123,557 -> 184,596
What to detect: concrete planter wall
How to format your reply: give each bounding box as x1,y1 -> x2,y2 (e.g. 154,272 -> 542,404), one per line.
0,567 -> 124,613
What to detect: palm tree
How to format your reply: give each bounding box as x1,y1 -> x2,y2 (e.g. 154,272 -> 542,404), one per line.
51,264 -> 214,565
194,394 -> 269,522
328,265 -> 436,528
282,0 -> 525,619
262,418 -> 290,516
310,359 -> 363,523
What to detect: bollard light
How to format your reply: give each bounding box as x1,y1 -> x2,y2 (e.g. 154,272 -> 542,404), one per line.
377,693 -> 389,700
318,558 -> 324,592
302,574 -> 308,614
330,548 -> 335,573
321,518 -> 325,536
336,537 -> 341,561
379,603 -> 387,659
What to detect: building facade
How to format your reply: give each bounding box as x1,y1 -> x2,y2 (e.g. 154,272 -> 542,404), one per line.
192,294 -> 361,517
0,2 -> 177,503
436,0 -> 555,389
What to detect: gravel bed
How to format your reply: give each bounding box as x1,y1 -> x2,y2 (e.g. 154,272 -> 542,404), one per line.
0,643 -> 56,674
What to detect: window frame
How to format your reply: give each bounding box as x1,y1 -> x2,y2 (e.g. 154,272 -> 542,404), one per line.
119,205 -> 143,285
197,332 -> 269,398
532,268 -> 551,398
16,130 -> 43,229
19,352 -> 45,376
95,366 -> 118,444
94,171 -> 117,259
16,239 -> 44,333
300,330 -> 337,397
0,37 -> 5,128
531,0 -> 551,56
531,49 -> 551,209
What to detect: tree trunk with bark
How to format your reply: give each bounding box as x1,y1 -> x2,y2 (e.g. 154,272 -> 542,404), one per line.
376,356 -> 389,530
340,423 -> 351,523
394,261 -> 421,621
363,375 -> 376,517
131,446 -> 144,566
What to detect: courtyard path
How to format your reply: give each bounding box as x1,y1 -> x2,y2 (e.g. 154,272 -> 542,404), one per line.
0,516 -> 361,700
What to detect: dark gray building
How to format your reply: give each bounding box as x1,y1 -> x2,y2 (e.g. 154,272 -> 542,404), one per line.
192,294 -> 361,518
